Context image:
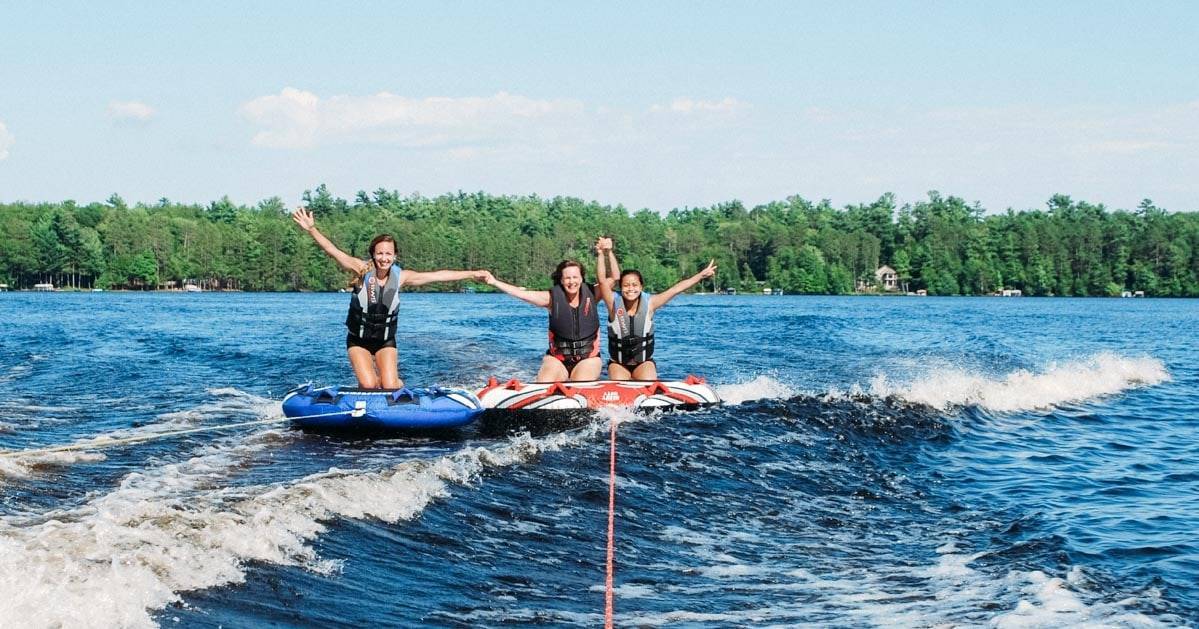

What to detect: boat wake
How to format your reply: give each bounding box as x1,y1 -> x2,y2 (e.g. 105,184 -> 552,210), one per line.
860,352 -> 1170,413
715,353 -> 1169,415
714,375 -> 798,405
0,406 -> 636,627
0,388 -> 282,481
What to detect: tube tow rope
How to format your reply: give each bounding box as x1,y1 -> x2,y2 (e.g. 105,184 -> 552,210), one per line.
605,416 -> 618,628
0,409 -> 347,459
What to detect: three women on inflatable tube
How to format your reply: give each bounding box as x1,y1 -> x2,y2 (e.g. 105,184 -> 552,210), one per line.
483,238 -> 716,382
296,208 -> 715,387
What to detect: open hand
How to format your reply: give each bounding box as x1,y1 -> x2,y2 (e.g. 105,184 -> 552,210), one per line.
291,208 -> 315,231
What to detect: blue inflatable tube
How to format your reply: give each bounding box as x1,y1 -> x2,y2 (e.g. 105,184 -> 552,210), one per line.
282,385 -> 484,430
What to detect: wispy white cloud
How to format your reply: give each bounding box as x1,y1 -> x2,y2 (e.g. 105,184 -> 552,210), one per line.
1080,140 -> 1174,155
107,100 -> 156,124
650,97 -> 746,115
0,121 -> 12,159
240,88 -> 586,150
742,101 -> 1199,212
233,88 -> 1198,213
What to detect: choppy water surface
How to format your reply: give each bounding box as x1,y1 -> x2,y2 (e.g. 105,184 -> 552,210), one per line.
0,292 -> 1194,627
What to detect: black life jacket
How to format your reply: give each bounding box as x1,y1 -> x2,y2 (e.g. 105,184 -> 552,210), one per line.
548,283 -> 600,361
608,293 -> 655,367
346,264 -> 401,342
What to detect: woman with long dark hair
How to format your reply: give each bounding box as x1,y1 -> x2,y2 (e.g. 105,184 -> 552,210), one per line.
293,208 -> 486,389
596,238 -> 716,380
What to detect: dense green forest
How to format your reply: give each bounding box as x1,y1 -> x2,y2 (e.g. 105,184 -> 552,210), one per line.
2,185 -> 1197,296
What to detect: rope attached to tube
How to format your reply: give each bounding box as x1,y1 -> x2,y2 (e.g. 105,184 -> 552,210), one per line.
605,416 -> 618,628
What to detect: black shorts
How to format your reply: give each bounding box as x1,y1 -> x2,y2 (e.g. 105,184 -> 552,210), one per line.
346,334 -> 396,354
546,350 -> 598,372
609,358 -> 654,371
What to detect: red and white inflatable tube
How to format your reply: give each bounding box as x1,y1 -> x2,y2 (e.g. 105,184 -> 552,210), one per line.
476,375 -> 720,410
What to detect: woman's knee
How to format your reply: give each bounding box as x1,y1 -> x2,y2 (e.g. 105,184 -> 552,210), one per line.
537,356 -> 569,382
375,350 -> 400,388
632,361 -> 658,380
607,362 -> 632,380
569,357 -> 602,381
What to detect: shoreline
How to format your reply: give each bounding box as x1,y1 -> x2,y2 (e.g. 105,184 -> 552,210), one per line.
0,288 -> 1173,298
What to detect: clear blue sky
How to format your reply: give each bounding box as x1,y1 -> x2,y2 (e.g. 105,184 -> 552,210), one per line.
1,1 -> 1196,212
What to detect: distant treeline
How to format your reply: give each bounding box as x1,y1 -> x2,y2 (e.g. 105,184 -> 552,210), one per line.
2,185 -> 1197,296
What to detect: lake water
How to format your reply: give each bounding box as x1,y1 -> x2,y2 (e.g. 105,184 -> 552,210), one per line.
0,292 -> 1194,627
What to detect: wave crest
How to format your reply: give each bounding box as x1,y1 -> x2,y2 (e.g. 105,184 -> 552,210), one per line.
866,352 -> 1170,413
715,376 -> 798,405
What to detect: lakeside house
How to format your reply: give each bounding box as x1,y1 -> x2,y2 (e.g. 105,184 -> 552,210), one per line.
875,266 -> 898,291
33,283 -> 55,291
858,265 -> 900,293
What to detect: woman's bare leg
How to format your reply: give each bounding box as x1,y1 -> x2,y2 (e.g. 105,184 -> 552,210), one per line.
347,346 -> 380,388
631,360 -> 658,381
536,355 -> 570,382
568,357 -> 602,381
607,362 -> 633,380
374,347 -> 402,389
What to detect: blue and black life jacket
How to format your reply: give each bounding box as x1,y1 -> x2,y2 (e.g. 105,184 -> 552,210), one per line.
608,293 -> 655,367
346,264 -> 401,342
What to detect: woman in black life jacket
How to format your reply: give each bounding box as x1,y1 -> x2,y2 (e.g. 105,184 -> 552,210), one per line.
482,237 -> 618,382
596,237 -> 716,380
293,208 -> 488,389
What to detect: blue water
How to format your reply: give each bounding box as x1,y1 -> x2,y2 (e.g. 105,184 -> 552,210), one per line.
0,293 -> 1194,627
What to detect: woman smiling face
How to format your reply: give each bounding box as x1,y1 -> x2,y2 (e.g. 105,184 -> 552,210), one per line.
370,239 -> 395,274
620,272 -> 643,304
558,264 -> 583,297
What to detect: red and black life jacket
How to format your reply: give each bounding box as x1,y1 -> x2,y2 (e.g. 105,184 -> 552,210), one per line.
548,283 -> 600,362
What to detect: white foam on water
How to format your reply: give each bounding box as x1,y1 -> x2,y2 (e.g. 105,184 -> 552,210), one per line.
715,375 -> 798,405
0,403 -> 78,414
0,364 -> 32,383
0,355 -> 44,384
614,583 -> 656,599
622,528 -> 1169,627
990,568 -> 1166,628
0,388 -> 283,481
0,420 -> 604,628
864,352 -> 1170,413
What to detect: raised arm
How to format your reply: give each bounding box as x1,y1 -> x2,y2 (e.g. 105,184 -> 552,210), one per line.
649,260 -> 717,311
402,269 -> 489,288
595,237 -> 616,312
485,272 -> 551,308
604,239 -> 620,285
291,208 -> 366,275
